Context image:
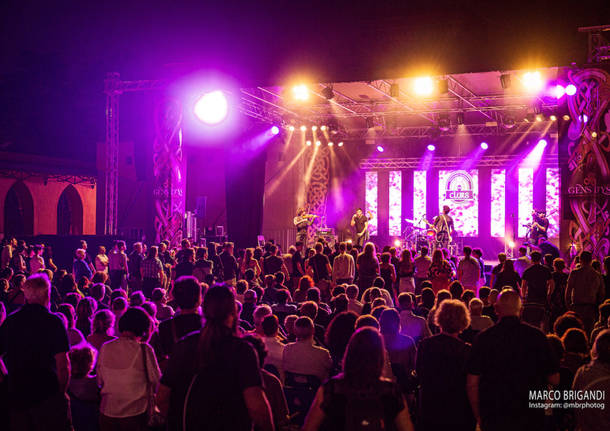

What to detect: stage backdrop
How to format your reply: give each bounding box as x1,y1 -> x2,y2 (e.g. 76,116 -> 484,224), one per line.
559,66 -> 610,261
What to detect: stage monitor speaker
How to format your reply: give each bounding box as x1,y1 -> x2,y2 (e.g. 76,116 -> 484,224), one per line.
196,196 -> 207,218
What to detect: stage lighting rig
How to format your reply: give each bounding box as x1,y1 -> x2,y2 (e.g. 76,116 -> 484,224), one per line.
500,73 -> 511,89
322,86 -> 334,100
438,114 -> 450,132
456,112 -> 465,125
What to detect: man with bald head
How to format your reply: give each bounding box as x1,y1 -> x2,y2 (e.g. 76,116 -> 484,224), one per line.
466,289 -> 559,431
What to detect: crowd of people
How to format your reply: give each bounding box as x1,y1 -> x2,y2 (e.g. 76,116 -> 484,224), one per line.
1,234 -> 610,431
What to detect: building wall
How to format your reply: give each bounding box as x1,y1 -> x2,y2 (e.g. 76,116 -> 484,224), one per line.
0,177 -> 96,236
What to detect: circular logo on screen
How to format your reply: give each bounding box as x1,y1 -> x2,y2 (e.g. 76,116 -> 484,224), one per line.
444,171 -> 474,202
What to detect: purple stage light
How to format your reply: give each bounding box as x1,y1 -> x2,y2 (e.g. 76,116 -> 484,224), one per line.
377,145 -> 384,152
480,142 -> 489,150
427,144 -> 436,151
578,114 -> 588,123
271,126 -> 280,135
565,84 -> 577,96
538,139 -> 548,147
193,90 -> 228,125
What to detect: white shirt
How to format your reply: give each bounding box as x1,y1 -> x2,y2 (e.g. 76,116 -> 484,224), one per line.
97,337 -> 160,418
332,253 -> 355,282
399,310 -> 431,343
283,339 -> 332,382
262,335 -> 285,376
458,256 -> 480,288
29,255 -> 45,274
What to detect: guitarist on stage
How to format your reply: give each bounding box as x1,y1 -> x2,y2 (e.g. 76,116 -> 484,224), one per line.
351,208 -> 372,247
433,205 -> 455,250
294,207 -> 317,245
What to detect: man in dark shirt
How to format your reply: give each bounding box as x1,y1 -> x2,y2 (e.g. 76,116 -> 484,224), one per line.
309,242 -> 332,301
467,289 -> 559,431
538,238 -> 560,261
350,208 -> 371,247
0,273 -> 72,430
157,276 -> 203,366
521,251 -> 553,329
263,245 -> 284,276
128,242 -> 145,291
219,242 -> 239,285
290,241 -> 305,287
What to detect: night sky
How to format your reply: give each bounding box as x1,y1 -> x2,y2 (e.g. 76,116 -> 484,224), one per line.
1,0 -> 608,161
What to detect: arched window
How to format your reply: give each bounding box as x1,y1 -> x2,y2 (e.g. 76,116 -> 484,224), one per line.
4,181 -> 34,236
57,185 -> 84,235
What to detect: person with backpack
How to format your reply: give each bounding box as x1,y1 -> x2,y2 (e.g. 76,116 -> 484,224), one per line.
302,327 -> 414,431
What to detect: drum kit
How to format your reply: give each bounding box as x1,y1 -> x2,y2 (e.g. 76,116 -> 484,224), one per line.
403,216 -> 458,253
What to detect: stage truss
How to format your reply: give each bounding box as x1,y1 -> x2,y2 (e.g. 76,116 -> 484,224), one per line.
359,154 -> 560,170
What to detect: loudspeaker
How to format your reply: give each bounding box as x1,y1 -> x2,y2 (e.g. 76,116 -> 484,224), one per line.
196,196 -> 207,218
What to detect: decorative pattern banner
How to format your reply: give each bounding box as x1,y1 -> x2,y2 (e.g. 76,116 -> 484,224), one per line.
546,168 -> 561,238
413,171 -> 427,228
389,171 -> 402,236
518,168 -> 534,238
562,67 -> 610,260
306,146 -> 330,236
365,171 -> 378,236
491,169 -> 506,238
439,170 -> 479,236
153,98 -> 184,246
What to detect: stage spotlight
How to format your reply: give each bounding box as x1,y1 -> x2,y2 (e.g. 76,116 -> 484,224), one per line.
563,114 -> 570,121
565,84 -> 577,96
500,73 -> 511,89
508,240 -> 516,249
427,144 -> 436,151
306,140 -> 312,146
480,142 -> 489,150
457,112 -> 465,125
320,125 -> 327,131
315,140 -> 322,146
393,239 -> 402,247
554,85 -> 566,99
414,77 -> 434,96
292,84 -> 309,101
592,131 -> 598,138
338,141 -> 344,147
311,125 -> 318,131
523,71 -> 544,92
438,115 -> 450,132
538,138 -> 548,147
550,114 -> 557,121
579,114 -> 588,123
271,126 -> 280,135
288,125 -> 295,131
194,90 -> 228,125
322,86 -> 334,100
535,114 -> 543,122
377,145 -> 384,152
300,125 -> 307,132
328,142 -> 334,147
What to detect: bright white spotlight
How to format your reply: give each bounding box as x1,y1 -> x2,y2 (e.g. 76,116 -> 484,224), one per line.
393,239 -> 402,247
538,139 -> 548,147
300,125 -> 307,132
427,144 -> 436,151
288,125 -> 295,131
523,71 -> 544,93
480,142 -> 489,150
320,125 -> 327,131
565,84 -> 577,96
306,140 -> 312,146
328,142 -> 334,147
271,126 -> 280,135
292,84 -> 309,101
579,114 -> 588,123
311,125 -> 318,131
562,114 -> 570,121
592,131 -> 598,138
414,77 -> 434,96
315,141 -> 321,146
550,115 -> 557,121
338,142 -> 344,147
194,90 -> 228,125
535,114 -> 543,122
553,85 -> 565,99
508,240 -> 516,249
377,145 -> 384,152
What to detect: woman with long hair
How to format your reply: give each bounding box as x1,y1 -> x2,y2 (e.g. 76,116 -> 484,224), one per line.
240,248 -> 261,279
356,242 -> 380,293
427,249 -> 453,293
303,327 -> 414,431
156,285 -> 273,431
294,275 -> 314,303
398,249 -> 415,294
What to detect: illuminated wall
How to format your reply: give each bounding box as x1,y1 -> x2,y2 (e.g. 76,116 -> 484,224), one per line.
413,171 -> 427,228
546,168 -> 560,238
389,171 -> 402,236
490,169 -> 506,237
438,170 -> 479,236
365,171 -> 378,235
518,168 -> 534,238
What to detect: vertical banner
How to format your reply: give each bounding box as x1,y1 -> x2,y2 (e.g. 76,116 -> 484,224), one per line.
546,167 -> 561,238
438,170 -> 479,236
491,169 -> 506,237
389,171 -> 402,236
518,168 -> 534,238
153,98 -> 185,246
413,170 -> 427,228
365,171 -> 378,236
